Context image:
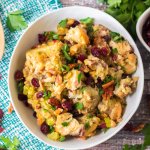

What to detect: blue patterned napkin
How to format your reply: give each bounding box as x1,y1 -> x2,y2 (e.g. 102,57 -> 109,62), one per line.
0,0 -> 62,149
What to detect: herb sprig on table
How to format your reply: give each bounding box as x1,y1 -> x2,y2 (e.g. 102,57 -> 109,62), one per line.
98,0 -> 150,37
0,136 -> 20,150
7,10 -> 28,32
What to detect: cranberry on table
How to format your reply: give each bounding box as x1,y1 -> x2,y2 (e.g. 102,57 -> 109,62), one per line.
40,122 -> 50,134
77,54 -> 87,62
36,91 -> 43,99
31,78 -> 40,88
18,94 -> 27,101
0,109 -> 4,120
62,100 -> 73,111
91,47 -> 101,57
14,70 -> 23,81
48,97 -> 62,109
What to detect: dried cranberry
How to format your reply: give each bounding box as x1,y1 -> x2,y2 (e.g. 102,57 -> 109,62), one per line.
23,100 -> 29,107
112,54 -> 117,61
91,47 -> 101,57
96,78 -> 102,88
38,34 -> 46,44
0,109 -> 4,120
14,70 -> 23,81
103,35 -> 111,43
40,122 -> 49,134
72,109 -> 82,117
62,101 -> 73,111
100,47 -> 108,57
84,76 -> 95,88
70,20 -> 80,28
48,98 -> 62,109
31,78 -> 40,88
36,91 -> 43,99
33,111 -> 37,118
18,94 -> 27,101
98,123 -> 106,129
77,54 -> 87,62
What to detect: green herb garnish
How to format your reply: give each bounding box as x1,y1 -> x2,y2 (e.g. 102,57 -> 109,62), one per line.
7,10 -> 27,32
102,75 -> 113,84
74,102 -> 84,110
0,136 -> 20,150
59,136 -> 66,142
80,17 -> 94,25
51,105 -> 56,111
62,44 -> 72,61
17,81 -> 24,93
48,31 -> 59,40
78,72 -> 83,83
61,65 -> 70,72
58,19 -> 67,28
99,88 -> 104,96
99,0 -> 150,38
80,86 -> 86,93
84,122 -> 90,130
110,31 -> 123,42
43,90 -> 51,100
87,114 -> 93,119
62,122 -> 69,127
49,126 -> 54,133
112,48 -> 118,54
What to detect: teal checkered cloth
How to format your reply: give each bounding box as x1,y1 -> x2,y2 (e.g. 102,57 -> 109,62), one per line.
0,0 -> 62,149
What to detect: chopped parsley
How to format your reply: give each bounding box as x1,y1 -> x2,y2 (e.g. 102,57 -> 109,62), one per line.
112,48 -> 118,54
7,10 -> 27,32
78,72 -> 83,83
59,136 -> 66,142
80,86 -> 86,93
102,75 -> 113,84
46,31 -> 59,40
110,31 -> 124,42
62,122 -> 69,127
43,90 -> 51,100
58,19 -> 67,28
84,122 -> 90,130
87,114 -> 93,119
74,102 -> 84,110
17,81 -> 24,93
99,88 -> 104,96
61,65 -> 70,72
49,126 -> 54,133
51,105 -> 56,111
80,17 -> 94,25
62,44 -> 72,61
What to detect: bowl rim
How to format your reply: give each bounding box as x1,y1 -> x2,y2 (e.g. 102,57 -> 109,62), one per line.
136,7 -> 150,52
8,5 -> 144,150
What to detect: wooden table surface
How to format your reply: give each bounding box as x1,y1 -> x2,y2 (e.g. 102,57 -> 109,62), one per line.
60,0 -> 150,150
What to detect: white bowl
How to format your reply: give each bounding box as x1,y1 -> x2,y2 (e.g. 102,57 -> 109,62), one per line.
136,7 -> 150,52
8,6 -> 144,149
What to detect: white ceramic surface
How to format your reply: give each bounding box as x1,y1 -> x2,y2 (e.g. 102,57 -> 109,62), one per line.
136,7 -> 150,52
8,6 -> 144,150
